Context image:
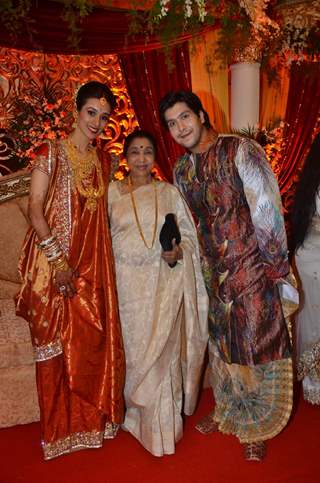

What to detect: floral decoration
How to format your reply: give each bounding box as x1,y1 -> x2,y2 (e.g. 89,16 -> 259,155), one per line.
233,121 -> 287,176
146,1 -> 319,70
8,95 -> 71,168
0,0 -> 93,50
156,0 -> 208,22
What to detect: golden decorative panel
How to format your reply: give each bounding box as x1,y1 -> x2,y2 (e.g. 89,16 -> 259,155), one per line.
0,48 -> 138,175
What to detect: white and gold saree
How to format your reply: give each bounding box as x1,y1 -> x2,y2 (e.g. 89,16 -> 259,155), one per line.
108,180 -> 208,456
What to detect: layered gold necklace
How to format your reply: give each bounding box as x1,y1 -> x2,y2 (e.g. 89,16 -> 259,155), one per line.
128,176 -> 158,250
65,139 -> 105,212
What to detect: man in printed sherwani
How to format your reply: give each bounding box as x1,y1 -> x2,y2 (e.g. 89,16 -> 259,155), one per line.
159,90 -> 297,461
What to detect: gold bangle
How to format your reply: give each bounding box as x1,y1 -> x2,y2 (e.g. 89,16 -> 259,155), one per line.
51,257 -> 70,272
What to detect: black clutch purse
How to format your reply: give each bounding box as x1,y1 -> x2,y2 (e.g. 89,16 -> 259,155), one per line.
159,213 -> 181,268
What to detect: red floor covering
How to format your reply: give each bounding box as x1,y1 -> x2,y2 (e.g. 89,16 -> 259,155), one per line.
0,387 -> 319,483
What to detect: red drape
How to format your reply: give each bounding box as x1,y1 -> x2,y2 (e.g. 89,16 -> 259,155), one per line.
119,44 -> 192,181
279,62 -> 320,196
0,1 -> 202,55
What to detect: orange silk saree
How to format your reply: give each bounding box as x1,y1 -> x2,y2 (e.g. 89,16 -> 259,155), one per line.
16,141 -> 125,459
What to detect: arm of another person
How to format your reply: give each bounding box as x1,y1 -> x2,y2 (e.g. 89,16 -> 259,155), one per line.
28,148 -> 77,297
235,138 -> 289,281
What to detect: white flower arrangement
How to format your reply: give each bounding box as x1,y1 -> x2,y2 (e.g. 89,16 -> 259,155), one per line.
157,0 -> 207,22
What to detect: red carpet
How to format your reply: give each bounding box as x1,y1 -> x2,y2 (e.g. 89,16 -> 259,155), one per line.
0,387 -> 319,483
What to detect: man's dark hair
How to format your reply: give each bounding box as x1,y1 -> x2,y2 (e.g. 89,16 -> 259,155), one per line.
76,81 -> 117,112
123,128 -> 157,158
159,90 -> 212,129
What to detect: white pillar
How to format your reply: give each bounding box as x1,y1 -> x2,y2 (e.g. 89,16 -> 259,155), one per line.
230,62 -> 260,130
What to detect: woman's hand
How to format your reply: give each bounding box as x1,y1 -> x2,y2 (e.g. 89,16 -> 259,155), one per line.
161,239 -> 183,265
54,267 -> 78,298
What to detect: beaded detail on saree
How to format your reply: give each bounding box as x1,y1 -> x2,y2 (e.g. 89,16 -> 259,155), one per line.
42,430 -> 104,460
51,143 -> 73,256
104,422 -> 119,439
297,339 -> 320,382
33,338 -> 63,362
303,384 -> 320,405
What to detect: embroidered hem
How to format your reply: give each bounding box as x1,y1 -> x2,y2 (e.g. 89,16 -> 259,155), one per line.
104,422 -> 119,439
42,430 -> 104,460
303,386 -> 320,405
34,338 -> 63,362
297,339 -> 320,381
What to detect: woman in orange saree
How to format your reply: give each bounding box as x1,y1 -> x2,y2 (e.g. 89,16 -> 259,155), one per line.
15,81 -> 125,460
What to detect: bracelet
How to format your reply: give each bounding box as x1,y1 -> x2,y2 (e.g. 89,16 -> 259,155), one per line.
47,247 -> 63,262
52,257 -> 70,272
37,234 -> 69,272
37,235 -> 56,249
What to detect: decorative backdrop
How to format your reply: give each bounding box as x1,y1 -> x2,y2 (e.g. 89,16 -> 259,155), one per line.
0,47 -> 139,175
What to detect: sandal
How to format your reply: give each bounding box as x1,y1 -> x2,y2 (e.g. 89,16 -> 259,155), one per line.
195,411 -> 219,434
243,441 -> 267,462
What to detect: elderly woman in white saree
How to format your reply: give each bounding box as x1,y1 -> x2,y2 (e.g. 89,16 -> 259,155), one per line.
108,129 -> 209,456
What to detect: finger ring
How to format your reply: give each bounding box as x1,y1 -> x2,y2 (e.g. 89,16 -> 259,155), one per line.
59,285 -> 66,292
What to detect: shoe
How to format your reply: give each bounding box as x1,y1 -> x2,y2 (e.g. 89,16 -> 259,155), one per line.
243,441 -> 266,461
195,411 -> 219,434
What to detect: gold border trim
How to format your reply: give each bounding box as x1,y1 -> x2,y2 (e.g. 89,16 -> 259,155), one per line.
34,338 -> 63,362
0,171 -> 31,204
42,430 -> 104,460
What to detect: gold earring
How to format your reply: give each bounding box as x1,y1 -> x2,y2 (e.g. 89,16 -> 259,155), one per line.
72,110 -> 78,129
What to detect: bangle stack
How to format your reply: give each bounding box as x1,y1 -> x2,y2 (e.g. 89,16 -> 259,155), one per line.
37,235 -> 69,272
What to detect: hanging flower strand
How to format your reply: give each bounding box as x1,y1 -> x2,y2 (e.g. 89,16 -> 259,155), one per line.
157,0 -> 170,20
157,0 -> 207,22
239,0 -> 279,35
195,0 -> 207,22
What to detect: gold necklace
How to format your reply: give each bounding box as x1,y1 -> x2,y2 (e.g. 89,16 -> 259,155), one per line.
128,176 -> 158,250
65,139 -> 105,212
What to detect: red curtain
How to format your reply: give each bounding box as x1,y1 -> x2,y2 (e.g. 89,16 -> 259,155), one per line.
0,1 -> 200,55
279,62 -> 320,196
119,44 -> 192,181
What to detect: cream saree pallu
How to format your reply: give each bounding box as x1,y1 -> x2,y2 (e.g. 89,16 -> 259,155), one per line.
295,217 -> 320,405
108,180 -> 208,456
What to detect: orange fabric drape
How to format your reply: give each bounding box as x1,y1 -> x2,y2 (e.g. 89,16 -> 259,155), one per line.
189,30 -> 229,132
16,142 -> 125,457
260,66 -> 290,129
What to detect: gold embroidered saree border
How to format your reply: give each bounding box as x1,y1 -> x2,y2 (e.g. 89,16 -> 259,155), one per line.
303,385 -> 320,405
42,422 -> 119,460
33,338 -> 63,362
298,339 -> 320,382
42,430 -> 104,460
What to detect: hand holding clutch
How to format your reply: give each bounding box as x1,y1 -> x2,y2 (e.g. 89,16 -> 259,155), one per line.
159,213 -> 181,268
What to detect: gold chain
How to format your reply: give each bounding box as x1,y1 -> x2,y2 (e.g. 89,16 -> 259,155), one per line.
128,177 -> 158,250
64,139 -> 105,212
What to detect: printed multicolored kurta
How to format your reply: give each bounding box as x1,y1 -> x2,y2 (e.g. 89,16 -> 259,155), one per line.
174,134 -> 293,443
16,140 -> 125,459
